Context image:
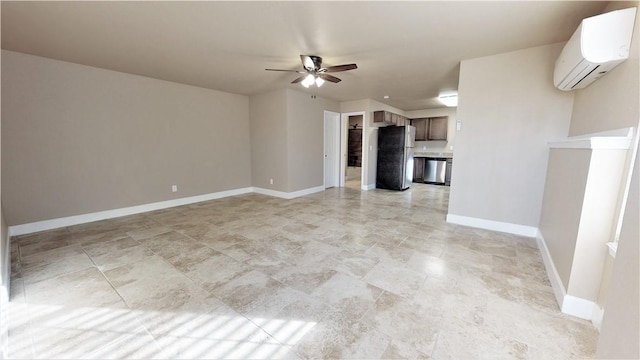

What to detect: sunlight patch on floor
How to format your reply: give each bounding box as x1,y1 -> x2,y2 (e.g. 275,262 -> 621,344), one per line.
8,301 -> 316,359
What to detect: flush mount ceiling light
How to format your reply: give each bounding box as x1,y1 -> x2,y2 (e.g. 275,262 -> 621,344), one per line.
438,92 -> 458,107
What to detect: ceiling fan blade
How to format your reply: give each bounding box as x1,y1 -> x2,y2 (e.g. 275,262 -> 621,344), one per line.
291,76 -> 306,84
265,68 -> 302,73
318,73 -> 341,83
323,64 -> 358,73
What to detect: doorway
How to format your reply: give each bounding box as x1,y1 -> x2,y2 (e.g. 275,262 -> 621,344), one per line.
340,111 -> 366,190
346,115 -> 363,189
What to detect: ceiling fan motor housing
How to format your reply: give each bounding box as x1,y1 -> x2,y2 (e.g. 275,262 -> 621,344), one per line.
303,55 -> 323,71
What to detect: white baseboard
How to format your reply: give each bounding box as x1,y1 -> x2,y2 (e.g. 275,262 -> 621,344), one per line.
9,187 -> 253,236
0,284 -> 7,360
445,214 -> 539,237
8,186 -> 328,236
362,183 -> 375,191
252,187 -> 290,199
537,232 -> 600,323
536,232 -> 567,309
592,305 -> 605,331
562,295 -> 598,321
252,186 -> 324,200
1,219 -> 10,359
1,227 -> 9,288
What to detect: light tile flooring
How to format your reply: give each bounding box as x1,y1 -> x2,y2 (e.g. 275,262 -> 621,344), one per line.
8,184 -> 597,359
344,167 -> 362,190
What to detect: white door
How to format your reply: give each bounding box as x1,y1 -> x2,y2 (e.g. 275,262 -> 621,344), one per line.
324,111 -> 340,188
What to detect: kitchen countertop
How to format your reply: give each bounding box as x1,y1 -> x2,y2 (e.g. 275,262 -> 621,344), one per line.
413,151 -> 453,159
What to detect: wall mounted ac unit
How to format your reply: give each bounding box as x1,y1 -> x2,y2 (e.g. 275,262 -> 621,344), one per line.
554,7 -> 637,91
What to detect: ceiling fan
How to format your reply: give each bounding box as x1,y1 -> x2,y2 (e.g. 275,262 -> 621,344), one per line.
266,55 -> 358,88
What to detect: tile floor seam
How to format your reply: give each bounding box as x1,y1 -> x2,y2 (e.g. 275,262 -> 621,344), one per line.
242,314 -> 298,356
143,214 -> 171,228
122,234 -> 229,298
21,266 -> 98,305
82,247 -> 133,310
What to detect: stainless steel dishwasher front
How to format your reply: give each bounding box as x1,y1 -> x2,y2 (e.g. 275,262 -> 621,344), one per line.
424,158 -> 447,184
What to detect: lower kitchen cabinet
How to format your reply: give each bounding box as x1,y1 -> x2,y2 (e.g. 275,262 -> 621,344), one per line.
445,158 -> 453,185
413,157 -> 425,182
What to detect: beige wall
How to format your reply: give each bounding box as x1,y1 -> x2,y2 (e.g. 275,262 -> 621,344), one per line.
1,40 -> 8,357
249,89 -> 288,192
0,41 -> 8,355
596,141 -> 639,359
286,89 -> 339,192
249,89 -> 339,193
449,43 -> 574,227
1,50 -> 252,225
539,149 -> 590,288
540,148 -> 628,300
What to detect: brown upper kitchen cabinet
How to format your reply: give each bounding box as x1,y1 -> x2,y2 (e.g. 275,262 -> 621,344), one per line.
411,118 -> 428,141
373,110 -> 422,128
373,110 -> 393,124
428,116 -> 448,140
373,110 -> 409,126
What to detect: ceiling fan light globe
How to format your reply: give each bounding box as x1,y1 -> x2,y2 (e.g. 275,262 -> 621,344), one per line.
301,74 -> 315,87
315,77 -> 325,87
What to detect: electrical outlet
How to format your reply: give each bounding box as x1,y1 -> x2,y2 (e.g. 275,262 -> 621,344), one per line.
270,179 -> 274,185
171,185 -> 178,192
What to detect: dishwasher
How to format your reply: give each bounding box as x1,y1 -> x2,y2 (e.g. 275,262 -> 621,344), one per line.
424,158 -> 447,185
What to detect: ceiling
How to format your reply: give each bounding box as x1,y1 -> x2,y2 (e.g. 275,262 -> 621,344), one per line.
1,1 -> 608,110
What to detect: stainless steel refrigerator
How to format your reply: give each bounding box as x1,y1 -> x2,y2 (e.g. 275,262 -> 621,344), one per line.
376,125 -> 415,190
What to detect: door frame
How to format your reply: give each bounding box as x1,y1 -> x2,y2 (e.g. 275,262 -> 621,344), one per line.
323,110 -> 341,189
